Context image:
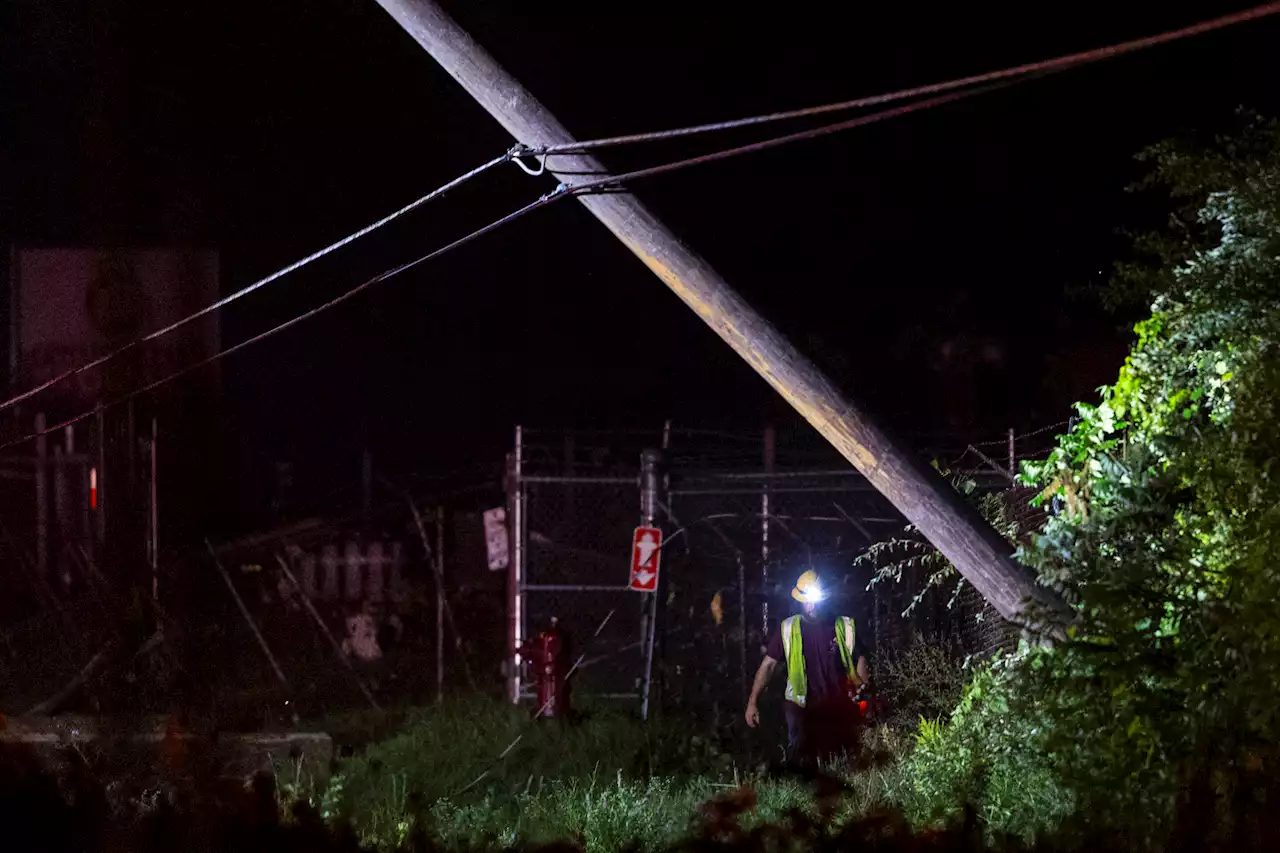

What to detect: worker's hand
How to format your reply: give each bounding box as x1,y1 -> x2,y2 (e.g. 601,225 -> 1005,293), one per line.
745,701 -> 760,728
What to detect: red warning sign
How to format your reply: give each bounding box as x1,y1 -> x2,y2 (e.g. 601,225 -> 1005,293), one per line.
628,526 -> 662,592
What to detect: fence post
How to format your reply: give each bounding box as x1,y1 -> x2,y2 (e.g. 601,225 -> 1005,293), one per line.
639,448 -> 663,720
1007,427 -> 1016,479
361,448 -> 373,525
761,426 -> 776,640
95,405 -> 106,546
36,413 -> 48,584
150,417 -> 158,602
506,426 -> 526,704
436,506 -> 445,704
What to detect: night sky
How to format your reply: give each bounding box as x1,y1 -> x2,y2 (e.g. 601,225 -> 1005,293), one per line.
7,1 -> 1280,529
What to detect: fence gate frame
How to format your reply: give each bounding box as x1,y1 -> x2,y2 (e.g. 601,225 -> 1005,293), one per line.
505,425 -> 665,716
502,423 -> 897,719
502,422 -> 1037,718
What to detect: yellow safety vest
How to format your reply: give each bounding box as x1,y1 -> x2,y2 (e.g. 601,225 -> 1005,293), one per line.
781,614 -> 859,708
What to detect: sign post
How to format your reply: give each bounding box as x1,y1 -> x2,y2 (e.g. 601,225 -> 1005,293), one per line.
629,526 -> 662,592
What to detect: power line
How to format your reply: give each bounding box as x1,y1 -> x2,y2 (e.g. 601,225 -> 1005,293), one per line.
0,151 -> 515,419
0,190 -> 563,453
565,83 -> 1013,194
525,2 -> 1280,158
2,0 -> 1271,453
7,4 -> 1275,422
1,84 -> 1017,451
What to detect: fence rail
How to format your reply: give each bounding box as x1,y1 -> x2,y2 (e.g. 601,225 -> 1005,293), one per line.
504,422 -> 1060,724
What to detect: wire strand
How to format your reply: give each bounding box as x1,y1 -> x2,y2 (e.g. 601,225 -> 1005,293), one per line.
2,85 -> 1009,451
564,82 -> 1012,195
6,3 -> 1276,421
0,152 -> 515,419
529,2 -> 1280,157
0,17 -> 1252,452
0,189 -> 562,452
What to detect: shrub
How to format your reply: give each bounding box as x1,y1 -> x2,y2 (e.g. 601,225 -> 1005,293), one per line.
883,115 -> 1280,849
894,657 -> 1074,843
875,632 -> 969,732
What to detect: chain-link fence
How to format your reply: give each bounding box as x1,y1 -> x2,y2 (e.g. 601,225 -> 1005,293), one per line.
0,418 -> 1065,725
509,423 -> 1066,730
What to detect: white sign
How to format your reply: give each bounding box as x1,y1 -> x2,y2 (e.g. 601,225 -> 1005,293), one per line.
484,507 -> 510,571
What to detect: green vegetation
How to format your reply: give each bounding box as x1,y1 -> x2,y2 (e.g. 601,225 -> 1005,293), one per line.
873,632 -> 970,732
315,698 -> 910,851
305,117 -> 1280,851
889,115 -> 1280,847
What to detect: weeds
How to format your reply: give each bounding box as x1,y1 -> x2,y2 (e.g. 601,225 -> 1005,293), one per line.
323,695 -> 915,851
874,633 -> 969,732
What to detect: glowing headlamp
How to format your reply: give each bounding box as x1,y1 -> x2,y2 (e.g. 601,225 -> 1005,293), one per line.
798,584 -> 825,603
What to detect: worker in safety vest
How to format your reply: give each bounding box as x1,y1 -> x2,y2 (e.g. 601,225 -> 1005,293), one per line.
744,570 -> 869,766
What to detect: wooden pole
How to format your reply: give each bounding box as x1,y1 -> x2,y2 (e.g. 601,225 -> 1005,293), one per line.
370,0 -> 1066,628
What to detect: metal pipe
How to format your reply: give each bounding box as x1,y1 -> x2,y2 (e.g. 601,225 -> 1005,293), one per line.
436,506 -> 445,703
762,427 -> 774,641
95,405 -> 106,545
682,468 -> 865,481
640,448 -> 661,721
150,417 -> 158,601
670,485 -> 875,496
511,426 -> 525,703
737,553 -> 747,704
35,413 -> 47,583
521,584 -> 630,592
520,474 -> 638,485
0,452 -> 95,466
1008,427 -> 1017,479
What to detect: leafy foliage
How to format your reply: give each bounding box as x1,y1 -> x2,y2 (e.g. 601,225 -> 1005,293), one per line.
902,115 -> 1280,847
896,658 -> 1074,841
860,476 -> 1037,619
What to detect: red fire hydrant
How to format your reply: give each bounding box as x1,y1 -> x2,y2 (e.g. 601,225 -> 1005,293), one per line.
521,617 -> 571,719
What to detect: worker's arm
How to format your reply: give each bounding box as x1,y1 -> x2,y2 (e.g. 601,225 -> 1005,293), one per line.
745,655 -> 779,727
856,655 -> 869,689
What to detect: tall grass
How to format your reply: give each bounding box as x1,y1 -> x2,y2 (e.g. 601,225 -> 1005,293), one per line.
324,697 -> 912,851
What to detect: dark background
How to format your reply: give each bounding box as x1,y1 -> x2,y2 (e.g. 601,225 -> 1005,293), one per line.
6,0 -> 1279,536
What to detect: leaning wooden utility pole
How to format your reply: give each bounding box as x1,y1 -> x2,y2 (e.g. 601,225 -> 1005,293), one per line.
370,0 -> 1067,627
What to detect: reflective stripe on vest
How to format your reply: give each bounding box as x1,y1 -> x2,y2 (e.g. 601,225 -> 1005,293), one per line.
781,614 -> 859,708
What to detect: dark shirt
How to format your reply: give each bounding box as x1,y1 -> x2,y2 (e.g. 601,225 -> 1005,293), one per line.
766,615 -> 868,704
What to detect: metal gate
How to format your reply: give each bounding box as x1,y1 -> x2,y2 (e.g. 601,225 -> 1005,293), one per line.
503,424 -> 938,723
